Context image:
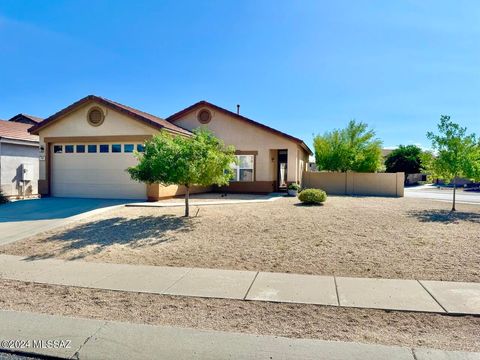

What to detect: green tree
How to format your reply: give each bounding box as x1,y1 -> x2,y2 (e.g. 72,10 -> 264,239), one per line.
385,145 -> 424,183
128,129 -> 236,216
426,115 -> 480,211
313,120 -> 383,172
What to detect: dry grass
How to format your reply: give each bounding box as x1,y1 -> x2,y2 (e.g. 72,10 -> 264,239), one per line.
0,279 -> 478,352
1,196 -> 479,281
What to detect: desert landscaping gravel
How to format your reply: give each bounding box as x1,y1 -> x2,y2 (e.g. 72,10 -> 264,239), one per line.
1,196 -> 479,282
0,279 -> 478,352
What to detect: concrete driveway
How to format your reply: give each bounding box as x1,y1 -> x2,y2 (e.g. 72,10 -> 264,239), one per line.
0,198 -> 133,246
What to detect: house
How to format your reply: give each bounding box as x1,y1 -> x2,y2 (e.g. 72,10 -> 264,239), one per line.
0,120 -> 40,197
29,95 -> 312,200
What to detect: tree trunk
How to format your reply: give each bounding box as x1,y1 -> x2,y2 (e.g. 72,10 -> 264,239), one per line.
184,185 -> 190,217
452,178 -> 456,212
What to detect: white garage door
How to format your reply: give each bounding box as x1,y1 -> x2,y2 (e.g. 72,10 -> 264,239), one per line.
51,143 -> 147,200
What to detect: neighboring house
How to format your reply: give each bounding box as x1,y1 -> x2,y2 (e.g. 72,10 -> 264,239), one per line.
0,120 -> 40,197
29,95 -> 312,200
9,114 -> 43,126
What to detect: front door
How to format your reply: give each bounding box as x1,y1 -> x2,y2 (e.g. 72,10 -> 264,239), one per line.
277,149 -> 288,191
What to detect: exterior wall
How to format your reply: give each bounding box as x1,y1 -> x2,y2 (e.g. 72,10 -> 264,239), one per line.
302,171 -> 404,197
0,142 -> 39,197
172,108 -> 309,187
147,184 -> 211,200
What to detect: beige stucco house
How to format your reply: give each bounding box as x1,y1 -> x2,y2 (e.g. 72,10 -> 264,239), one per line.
29,95 -> 312,200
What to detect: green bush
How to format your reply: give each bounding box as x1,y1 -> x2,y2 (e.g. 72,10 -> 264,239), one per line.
0,190 -> 9,205
288,183 -> 301,191
298,188 -> 327,204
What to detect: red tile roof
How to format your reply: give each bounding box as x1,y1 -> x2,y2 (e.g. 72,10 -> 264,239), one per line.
30,95 -> 192,136
166,101 -> 313,155
0,120 -> 39,142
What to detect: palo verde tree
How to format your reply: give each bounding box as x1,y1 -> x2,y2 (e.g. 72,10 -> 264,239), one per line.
385,145 -> 424,183
426,115 -> 480,211
313,120 -> 383,172
128,128 -> 236,217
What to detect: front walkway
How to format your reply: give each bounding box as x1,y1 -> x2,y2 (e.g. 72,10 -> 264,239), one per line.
1,255 -> 478,315
127,192 -> 285,208
0,310 -> 478,359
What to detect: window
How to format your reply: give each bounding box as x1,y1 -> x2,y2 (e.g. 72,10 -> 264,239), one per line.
231,155 -> 254,182
53,145 -> 63,154
112,144 -> 121,153
88,144 -> 97,153
65,145 -> 74,153
100,144 -> 109,153
124,144 -> 134,153
137,144 -> 145,152
76,145 -> 85,153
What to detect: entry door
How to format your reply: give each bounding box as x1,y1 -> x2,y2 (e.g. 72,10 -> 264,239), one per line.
277,149 -> 288,190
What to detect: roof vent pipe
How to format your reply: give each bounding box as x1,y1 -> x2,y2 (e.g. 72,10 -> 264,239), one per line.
236,104 -> 240,115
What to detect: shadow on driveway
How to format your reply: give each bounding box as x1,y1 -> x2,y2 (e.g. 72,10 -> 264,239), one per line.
22,215 -> 193,261
0,198 -> 138,222
407,209 -> 480,224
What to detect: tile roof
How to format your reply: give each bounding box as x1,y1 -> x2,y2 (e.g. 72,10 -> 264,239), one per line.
0,120 -> 39,142
30,95 -> 192,136
167,100 -> 313,155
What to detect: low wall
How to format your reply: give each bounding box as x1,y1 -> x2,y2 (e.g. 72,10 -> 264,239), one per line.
147,184 -> 211,201
302,171 -> 404,197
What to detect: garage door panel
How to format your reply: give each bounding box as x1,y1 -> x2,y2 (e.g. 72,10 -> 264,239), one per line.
53,183 -> 145,199
51,145 -> 146,199
53,169 -> 136,184
53,154 -> 139,170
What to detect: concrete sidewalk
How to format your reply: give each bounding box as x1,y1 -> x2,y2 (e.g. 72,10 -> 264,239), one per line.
0,310 -> 478,359
1,255 -> 479,315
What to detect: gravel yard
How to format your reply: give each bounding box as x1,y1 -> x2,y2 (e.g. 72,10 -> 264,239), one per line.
0,279 -> 478,352
1,196 -> 479,282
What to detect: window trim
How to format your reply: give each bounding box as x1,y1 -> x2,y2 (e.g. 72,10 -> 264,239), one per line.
231,152 -> 256,182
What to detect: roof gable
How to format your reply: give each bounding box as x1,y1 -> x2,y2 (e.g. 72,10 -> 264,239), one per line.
9,114 -> 43,125
29,95 -> 192,136
166,101 -> 312,155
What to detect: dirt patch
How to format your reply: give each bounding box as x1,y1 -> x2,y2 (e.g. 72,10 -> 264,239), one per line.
2,196 -> 479,281
0,280 -> 478,352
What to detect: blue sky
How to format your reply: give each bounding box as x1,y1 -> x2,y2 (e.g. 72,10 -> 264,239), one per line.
1,0 -> 479,150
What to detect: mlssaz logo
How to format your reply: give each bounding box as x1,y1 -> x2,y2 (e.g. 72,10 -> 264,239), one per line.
32,339 -> 72,349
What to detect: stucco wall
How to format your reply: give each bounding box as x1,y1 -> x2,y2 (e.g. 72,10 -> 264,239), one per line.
302,171 -> 404,197
172,108 -> 307,183
0,142 -> 39,196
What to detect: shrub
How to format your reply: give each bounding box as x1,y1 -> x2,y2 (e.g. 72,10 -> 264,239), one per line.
288,183 -> 301,191
298,188 -> 327,204
0,190 -> 9,205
